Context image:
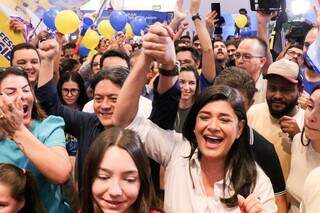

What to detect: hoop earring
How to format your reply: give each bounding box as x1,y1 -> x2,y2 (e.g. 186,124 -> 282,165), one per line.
300,127 -> 311,147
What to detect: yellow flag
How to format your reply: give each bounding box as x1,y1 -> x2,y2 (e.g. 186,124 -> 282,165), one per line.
0,8 -> 25,67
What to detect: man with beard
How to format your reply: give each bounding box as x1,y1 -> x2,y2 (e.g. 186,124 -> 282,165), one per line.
213,39 -> 228,75
247,59 -> 305,180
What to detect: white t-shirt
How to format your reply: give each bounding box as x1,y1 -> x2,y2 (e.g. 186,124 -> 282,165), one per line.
300,167 -> 320,213
286,134 -> 320,213
82,96 -> 152,118
247,103 -> 304,180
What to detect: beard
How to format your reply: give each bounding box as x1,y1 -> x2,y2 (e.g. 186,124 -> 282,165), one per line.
267,95 -> 298,119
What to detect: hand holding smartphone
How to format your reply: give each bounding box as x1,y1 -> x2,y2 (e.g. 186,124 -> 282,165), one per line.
211,3 -> 221,20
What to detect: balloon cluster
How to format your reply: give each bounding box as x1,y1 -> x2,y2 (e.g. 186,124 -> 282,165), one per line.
43,8 -> 80,33
42,8 -> 149,51
97,11 -> 147,39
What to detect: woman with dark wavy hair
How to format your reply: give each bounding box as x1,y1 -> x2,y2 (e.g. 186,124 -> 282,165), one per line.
81,127 -> 161,213
0,66 -> 72,212
114,83 -> 277,212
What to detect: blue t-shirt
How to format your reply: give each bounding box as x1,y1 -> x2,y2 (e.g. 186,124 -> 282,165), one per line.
0,116 -> 71,213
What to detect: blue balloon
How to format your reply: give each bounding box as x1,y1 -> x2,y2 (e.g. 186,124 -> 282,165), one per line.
110,11 -> 127,31
131,16 -> 147,36
43,7 -> 60,30
79,45 -> 90,57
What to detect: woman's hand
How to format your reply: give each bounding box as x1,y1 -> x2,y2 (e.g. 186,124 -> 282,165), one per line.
143,23 -> 176,69
205,11 -> 219,33
238,194 -> 263,213
0,94 -> 24,138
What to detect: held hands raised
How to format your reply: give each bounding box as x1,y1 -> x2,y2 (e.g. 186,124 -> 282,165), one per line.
142,23 -> 177,69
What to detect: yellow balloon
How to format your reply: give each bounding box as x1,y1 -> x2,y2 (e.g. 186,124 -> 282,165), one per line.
125,23 -> 134,39
81,29 -> 100,50
235,14 -> 248,29
55,10 -> 80,34
97,20 -> 115,39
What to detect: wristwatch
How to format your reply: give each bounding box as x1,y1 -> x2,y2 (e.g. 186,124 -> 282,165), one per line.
192,13 -> 202,21
159,61 -> 181,76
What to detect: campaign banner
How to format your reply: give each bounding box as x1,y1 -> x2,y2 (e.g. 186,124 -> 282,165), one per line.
0,8 -> 25,67
82,10 -> 173,26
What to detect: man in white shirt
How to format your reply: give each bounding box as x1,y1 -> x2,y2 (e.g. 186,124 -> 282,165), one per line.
235,37 -> 268,104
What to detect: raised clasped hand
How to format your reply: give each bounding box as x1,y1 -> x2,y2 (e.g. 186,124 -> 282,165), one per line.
142,23 -> 176,68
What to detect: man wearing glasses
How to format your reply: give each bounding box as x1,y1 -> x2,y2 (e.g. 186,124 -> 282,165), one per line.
283,43 -> 304,68
235,37 -> 268,105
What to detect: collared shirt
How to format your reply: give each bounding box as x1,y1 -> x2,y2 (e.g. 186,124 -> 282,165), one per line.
253,73 -> 267,105
128,115 -> 277,213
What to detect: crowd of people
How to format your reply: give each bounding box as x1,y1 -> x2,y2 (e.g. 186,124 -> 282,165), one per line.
0,0 -> 320,212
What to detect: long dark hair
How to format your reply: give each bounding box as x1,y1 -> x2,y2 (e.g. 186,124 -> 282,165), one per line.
182,85 -> 257,207
0,66 -> 46,120
0,163 -> 44,213
81,127 -> 160,213
57,71 -> 88,110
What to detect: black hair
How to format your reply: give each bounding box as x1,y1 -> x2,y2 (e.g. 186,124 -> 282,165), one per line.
59,59 -> 79,76
193,35 -> 199,43
81,127 -> 161,213
182,85 -> 257,207
57,71 -> 88,110
214,66 -> 257,104
10,43 -> 40,66
176,46 -> 201,63
180,34 -> 191,40
100,49 -> 130,69
225,38 -> 240,48
62,42 -> 77,53
91,66 -> 129,93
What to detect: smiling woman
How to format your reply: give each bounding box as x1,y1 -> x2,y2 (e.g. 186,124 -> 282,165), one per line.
81,127 -> 161,213
286,85 -> 320,212
0,67 -> 72,212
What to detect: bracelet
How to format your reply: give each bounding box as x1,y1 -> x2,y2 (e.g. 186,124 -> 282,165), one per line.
159,62 -> 181,76
192,13 -> 202,21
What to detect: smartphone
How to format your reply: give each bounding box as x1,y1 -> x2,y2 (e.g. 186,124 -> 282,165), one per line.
211,3 -> 221,20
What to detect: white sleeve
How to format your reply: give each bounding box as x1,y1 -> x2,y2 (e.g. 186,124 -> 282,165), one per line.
253,166 -> 278,212
126,115 -> 184,167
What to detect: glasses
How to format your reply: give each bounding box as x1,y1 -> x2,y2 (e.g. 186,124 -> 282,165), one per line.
286,50 -> 303,59
62,88 -> 80,96
234,52 -> 264,61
